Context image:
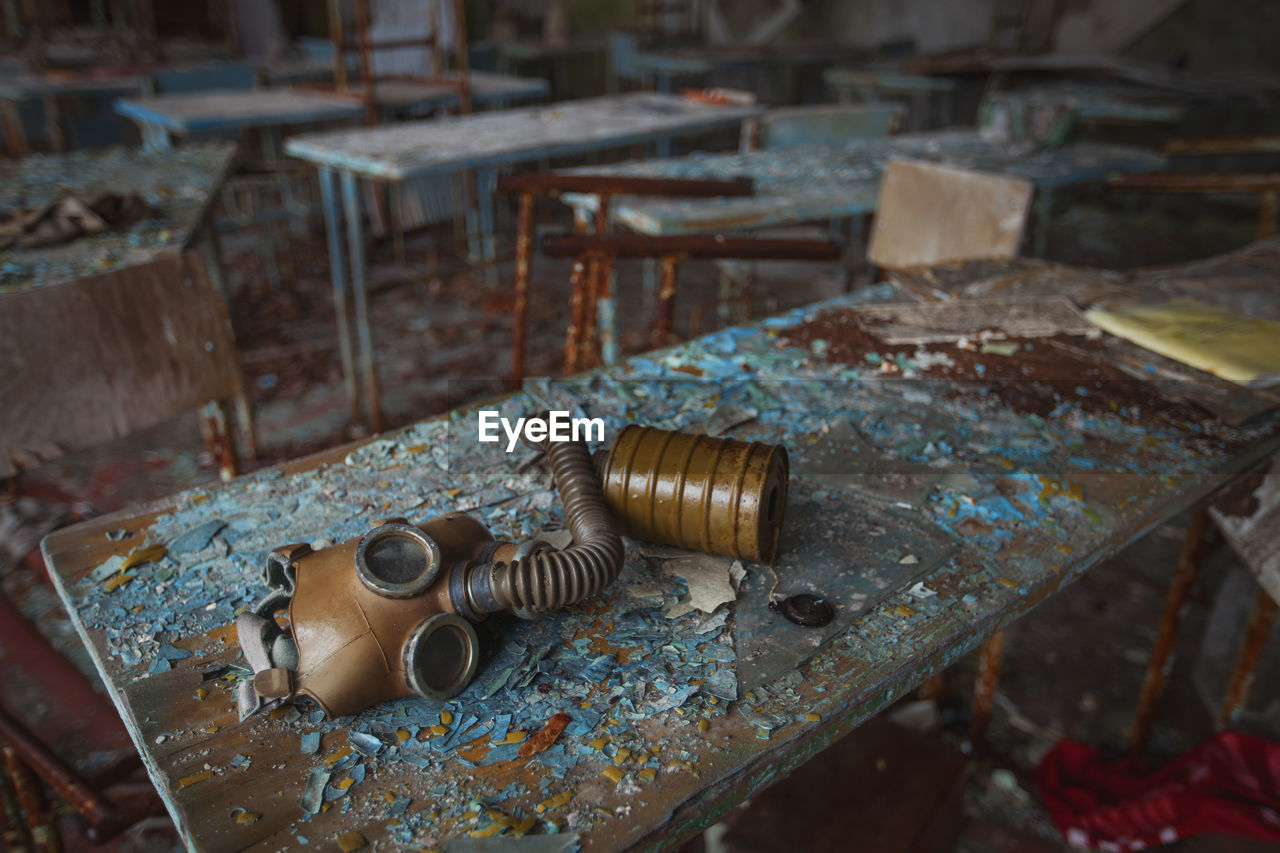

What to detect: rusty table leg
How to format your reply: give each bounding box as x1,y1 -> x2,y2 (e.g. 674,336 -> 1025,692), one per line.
970,630 -> 1006,747
1219,589 -> 1278,728
1128,508 -> 1212,753
563,257 -> 589,375
0,756 -> 34,853
652,255 -> 681,349
509,190 -> 534,390
199,401 -> 239,482
580,199 -> 611,370
2,749 -> 57,853
2,97 -> 29,158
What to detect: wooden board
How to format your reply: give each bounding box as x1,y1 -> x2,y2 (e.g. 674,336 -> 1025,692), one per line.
868,158 -> 1034,270
0,253 -> 243,476
852,296 -> 1094,344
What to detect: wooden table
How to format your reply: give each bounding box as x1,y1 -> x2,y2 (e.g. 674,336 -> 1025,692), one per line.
0,71 -> 145,156
115,89 -> 365,152
283,92 -> 761,432
558,130 -> 1166,362
823,67 -> 960,130
0,143 -> 237,292
41,248 -> 1280,851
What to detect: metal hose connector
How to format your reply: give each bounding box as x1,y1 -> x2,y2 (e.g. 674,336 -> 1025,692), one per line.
468,438 -> 624,618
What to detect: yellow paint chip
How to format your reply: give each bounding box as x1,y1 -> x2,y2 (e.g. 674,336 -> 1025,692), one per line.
337,830 -> 367,851
195,688 -> 208,701
337,777 -> 354,791
396,729 -> 410,743
468,823 -> 503,839
639,768 -> 656,782
323,745 -> 353,766
999,577 -> 1018,588
514,816 -> 538,836
588,737 -> 610,750
805,713 -> 821,722
429,725 -> 448,736
536,790 -> 574,814
178,769 -> 214,789
697,719 -> 709,732
614,748 -> 631,765
602,766 -> 625,783
204,724 -> 219,734
103,573 -> 133,591
121,543 -> 168,572
440,710 -> 453,725
497,731 -> 526,745
234,811 -> 260,825
892,605 -> 916,617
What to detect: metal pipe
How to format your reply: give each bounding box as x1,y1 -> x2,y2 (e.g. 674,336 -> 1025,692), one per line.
654,255 -> 681,347
563,258 -> 589,375
317,168 -> 361,424
541,233 -> 843,261
341,171 -> 382,433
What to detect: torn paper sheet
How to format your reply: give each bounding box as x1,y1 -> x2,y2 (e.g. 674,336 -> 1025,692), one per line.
664,554 -> 739,618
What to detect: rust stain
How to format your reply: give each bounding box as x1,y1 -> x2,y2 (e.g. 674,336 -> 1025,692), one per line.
517,712 -> 571,759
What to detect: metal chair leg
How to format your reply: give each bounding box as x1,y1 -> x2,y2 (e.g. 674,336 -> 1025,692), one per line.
1128,508 -> 1212,753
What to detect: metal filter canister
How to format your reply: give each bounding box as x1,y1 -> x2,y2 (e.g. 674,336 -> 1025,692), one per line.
598,425 -> 789,562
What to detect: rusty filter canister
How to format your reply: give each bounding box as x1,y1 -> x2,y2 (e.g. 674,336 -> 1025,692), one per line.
598,425 -> 789,562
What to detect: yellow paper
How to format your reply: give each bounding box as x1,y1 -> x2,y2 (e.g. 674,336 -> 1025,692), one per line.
1085,298 -> 1280,386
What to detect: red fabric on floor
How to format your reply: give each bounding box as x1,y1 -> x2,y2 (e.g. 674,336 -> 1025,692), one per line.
1034,732 -> 1280,851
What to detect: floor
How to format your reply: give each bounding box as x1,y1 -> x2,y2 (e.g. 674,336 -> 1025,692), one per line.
2,178 -> 1278,851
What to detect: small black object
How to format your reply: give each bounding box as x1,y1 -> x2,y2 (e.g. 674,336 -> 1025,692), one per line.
773,593 -> 834,627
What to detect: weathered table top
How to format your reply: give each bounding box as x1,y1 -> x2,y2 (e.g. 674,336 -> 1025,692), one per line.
42,248 -> 1280,851
114,89 -> 365,134
982,83 -> 1188,124
0,70 -> 146,100
635,42 -> 862,76
283,93 -> 761,181
823,67 -> 960,95
0,143 -> 236,291
559,130 -> 1167,235
370,71 -> 550,110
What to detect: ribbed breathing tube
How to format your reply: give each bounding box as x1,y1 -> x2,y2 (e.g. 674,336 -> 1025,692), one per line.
467,438 -> 625,618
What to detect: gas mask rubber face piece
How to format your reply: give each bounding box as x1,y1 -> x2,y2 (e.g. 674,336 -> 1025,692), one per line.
239,512 -> 495,719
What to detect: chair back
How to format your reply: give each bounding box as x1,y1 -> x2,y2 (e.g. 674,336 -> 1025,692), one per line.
0,253 -> 249,479
868,158 -> 1033,270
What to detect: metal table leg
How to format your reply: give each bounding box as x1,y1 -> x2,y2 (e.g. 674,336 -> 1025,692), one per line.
341,170 -> 383,433
317,167 -> 361,425
1032,186 -> 1054,258
477,166 -> 499,286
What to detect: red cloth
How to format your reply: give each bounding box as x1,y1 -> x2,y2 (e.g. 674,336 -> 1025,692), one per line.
1034,732 -> 1280,851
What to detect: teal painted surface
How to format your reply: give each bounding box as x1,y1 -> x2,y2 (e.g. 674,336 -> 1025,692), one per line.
40,264 -> 1280,848
284,92 -> 760,180
559,130 -> 1167,236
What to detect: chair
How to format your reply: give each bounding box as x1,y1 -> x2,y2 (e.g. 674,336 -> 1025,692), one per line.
715,104 -> 906,324
0,252 -> 252,846
0,252 -> 254,483
867,158 -> 1034,272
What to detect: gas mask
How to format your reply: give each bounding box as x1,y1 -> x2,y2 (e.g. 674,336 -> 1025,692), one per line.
235,426 -> 787,720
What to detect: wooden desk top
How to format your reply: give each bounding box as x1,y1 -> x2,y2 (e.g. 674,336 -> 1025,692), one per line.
42,251 -> 1280,850
0,143 -> 235,291
559,131 -> 1166,236
283,93 -> 760,181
